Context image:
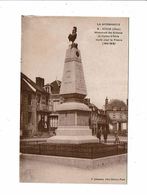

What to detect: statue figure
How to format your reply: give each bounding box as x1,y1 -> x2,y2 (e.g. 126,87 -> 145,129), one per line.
68,26 -> 77,43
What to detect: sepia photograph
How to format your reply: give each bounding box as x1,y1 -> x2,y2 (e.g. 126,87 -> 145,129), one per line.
20,16 -> 128,184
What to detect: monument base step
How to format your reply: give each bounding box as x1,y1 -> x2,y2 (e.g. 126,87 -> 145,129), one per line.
47,135 -> 98,144
55,126 -> 92,136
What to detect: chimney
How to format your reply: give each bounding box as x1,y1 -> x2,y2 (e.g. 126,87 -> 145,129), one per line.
36,77 -> 44,88
105,97 -> 108,110
126,98 -> 128,106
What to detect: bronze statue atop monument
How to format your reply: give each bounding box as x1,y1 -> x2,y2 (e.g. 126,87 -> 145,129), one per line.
68,27 -> 78,49
68,26 -> 77,43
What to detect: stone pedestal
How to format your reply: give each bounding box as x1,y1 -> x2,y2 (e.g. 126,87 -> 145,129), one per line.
47,102 -> 98,143
47,44 -> 98,144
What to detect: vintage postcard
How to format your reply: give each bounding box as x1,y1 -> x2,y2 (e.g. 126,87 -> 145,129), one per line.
20,16 -> 128,184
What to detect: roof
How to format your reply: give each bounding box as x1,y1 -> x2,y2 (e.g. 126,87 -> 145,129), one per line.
50,80 -> 61,94
106,99 -> 127,110
21,78 -> 35,93
88,103 -> 98,111
21,72 -> 46,93
50,80 -> 61,87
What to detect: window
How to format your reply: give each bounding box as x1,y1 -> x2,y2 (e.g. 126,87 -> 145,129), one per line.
28,112 -> 32,123
120,113 -> 122,119
46,96 -> 48,105
113,112 -> 115,119
45,87 -> 49,93
28,94 -> 32,105
42,95 -> 45,100
37,94 -> 41,103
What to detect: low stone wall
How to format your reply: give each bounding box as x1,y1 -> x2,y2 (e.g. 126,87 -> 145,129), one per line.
20,142 -> 127,159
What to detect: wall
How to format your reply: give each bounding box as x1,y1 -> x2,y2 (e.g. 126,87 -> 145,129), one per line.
77,111 -> 89,126
58,111 -> 75,126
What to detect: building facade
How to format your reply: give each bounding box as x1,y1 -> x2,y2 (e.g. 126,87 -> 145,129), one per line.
20,73 -> 51,137
84,99 -> 108,136
44,80 -> 62,132
105,97 -> 128,135
21,73 -> 63,138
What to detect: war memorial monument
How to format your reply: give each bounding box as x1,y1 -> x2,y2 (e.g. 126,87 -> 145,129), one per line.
47,27 -> 98,144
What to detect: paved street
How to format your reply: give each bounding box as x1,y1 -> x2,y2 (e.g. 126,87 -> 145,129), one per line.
20,156 -> 127,184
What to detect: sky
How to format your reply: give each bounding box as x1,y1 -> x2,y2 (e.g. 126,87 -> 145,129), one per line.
21,16 -> 128,108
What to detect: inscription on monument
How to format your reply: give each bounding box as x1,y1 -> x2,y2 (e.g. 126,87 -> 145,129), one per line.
60,58 -> 86,95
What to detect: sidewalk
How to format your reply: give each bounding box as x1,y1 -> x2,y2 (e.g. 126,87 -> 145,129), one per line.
107,135 -> 128,142
21,137 -> 48,143
20,154 -> 127,183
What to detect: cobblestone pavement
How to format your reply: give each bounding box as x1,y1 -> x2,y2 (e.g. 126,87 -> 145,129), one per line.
20,156 -> 127,184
